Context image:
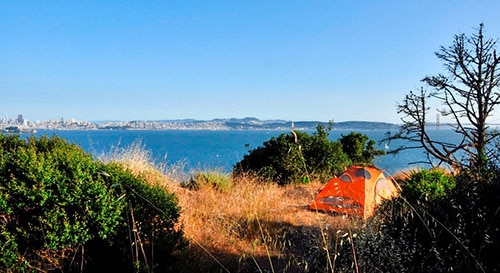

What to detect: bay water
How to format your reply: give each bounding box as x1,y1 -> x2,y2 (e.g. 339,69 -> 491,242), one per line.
35,128 -> 460,176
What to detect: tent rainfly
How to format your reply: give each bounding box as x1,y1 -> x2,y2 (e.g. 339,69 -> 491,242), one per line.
309,165 -> 399,218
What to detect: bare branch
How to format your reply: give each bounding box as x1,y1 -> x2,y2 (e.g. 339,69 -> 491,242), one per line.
392,24 -> 500,176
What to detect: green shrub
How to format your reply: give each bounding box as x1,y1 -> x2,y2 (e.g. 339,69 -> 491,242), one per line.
183,171 -> 232,191
403,168 -> 456,202
0,134 -> 123,271
0,134 -> 184,272
233,125 -> 383,185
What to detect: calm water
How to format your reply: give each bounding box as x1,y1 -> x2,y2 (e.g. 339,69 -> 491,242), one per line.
34,129 -> 461,175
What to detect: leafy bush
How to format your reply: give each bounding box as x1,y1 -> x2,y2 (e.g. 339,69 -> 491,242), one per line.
402,168 -> 456,202
0,134 -> 184,272
0,134 -> 123,271
233,125 -> 384,184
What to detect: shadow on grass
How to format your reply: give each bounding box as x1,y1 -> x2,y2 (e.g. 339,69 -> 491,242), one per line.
175,214 -> 351,273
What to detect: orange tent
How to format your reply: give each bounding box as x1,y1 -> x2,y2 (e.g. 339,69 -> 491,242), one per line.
309,165 -> 399,218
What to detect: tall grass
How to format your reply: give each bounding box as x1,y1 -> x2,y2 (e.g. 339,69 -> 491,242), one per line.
103,140 -> 356,272
170,174 -> 341,272
99,140 -> 190,186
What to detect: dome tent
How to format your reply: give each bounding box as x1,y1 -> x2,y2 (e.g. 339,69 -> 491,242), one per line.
309,165 -> 399,218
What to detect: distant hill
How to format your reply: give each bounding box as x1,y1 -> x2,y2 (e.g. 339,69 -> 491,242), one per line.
123,118 -> 400,130
331,121 -> 400,130
218,119 -> 399,130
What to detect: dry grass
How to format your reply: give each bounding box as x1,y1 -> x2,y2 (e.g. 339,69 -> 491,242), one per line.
166,174 -> 357,272
105,141 -> 359,272
99,140 -> 184,184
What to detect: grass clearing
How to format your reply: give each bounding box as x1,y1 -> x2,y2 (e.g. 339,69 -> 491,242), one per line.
168,175 -> 354,272
105,141 -> 358,272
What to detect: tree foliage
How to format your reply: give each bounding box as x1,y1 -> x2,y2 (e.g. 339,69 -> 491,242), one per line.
233,125 -> 384,184
340,131 -> 385,164
388,24 -> 500,177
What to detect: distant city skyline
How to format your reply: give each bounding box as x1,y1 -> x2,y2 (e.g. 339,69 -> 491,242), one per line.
2,1 -> 500,124
0,113 -> 402,132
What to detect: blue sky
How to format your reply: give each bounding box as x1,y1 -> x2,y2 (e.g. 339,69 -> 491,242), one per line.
1,1 -> 500,123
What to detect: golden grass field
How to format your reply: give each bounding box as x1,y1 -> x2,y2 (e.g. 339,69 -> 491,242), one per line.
105,142 -> 369,272
169,177 -> 353,272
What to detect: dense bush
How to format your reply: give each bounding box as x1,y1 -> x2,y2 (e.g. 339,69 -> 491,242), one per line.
402,168 -> 456,202
233,125 -> 384,184
0,134 -> 184,272
0,135 -> 123,271
317,168 -> 500,273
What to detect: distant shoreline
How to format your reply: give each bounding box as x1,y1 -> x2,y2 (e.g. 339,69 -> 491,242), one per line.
2,117 -> 401,131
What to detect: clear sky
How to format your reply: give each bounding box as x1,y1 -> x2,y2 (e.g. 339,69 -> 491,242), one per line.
1,1 -> 500,123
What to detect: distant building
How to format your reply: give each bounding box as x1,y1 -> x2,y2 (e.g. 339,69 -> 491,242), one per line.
16,114 -> 24,125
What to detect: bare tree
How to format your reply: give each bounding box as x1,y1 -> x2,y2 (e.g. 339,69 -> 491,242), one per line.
389,24 -> 500,176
